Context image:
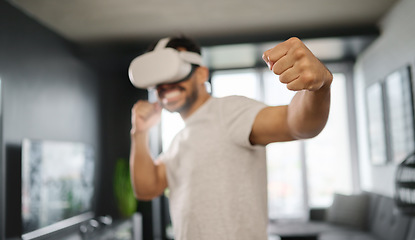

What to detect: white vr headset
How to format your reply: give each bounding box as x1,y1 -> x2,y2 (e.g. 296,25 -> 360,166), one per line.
128,38 -> 203,89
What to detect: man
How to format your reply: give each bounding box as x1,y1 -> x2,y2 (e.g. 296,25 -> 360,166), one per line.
129,36 -> 332,240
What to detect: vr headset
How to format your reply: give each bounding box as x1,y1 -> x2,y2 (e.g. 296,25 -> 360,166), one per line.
128,38 -> 203,89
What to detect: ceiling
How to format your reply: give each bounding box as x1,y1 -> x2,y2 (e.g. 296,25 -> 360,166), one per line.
8,0 -> 399,46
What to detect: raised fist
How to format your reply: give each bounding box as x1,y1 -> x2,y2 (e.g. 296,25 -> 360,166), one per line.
262,37 -> 332,91
131,100 -> 162,134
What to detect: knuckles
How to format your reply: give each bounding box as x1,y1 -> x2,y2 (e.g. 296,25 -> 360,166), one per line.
132,100 -> 155,118
287,37 -> 301,45
271,37 -> 331,92
292,47 -> 307,60
298,59 -> 312,71
302,71 -> 315,83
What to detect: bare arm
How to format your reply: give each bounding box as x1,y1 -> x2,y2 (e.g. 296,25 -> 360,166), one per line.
286,84 -> 331,139
130,100 -> 167,200
250,37 -> 332,145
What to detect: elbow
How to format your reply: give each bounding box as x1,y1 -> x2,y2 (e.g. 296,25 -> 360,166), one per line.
129,161 -> 167,201
290,122 -> 327,140
134,192 -> 157,201
131,182 -> 163,201
293,130 -> 321,140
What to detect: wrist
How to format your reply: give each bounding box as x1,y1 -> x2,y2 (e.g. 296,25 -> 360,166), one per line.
130,128 -> 148,140
318,71 -> 333,92
325,69 -> 333,85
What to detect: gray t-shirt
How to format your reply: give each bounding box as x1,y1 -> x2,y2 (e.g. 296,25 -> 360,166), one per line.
159,96 -> 268,240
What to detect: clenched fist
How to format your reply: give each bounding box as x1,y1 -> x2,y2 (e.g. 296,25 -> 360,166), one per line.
131,100 -> 162,135
262,37 -> 332,91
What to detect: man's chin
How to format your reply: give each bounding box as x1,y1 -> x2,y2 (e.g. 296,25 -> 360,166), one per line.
161,102 -> 184,113
162,107 -> 177,113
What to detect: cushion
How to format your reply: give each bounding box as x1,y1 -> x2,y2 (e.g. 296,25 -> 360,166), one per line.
319,231 -> 378,240
370,196 -> 410,240
405,219 -> 415,240
326,193 -> 369,230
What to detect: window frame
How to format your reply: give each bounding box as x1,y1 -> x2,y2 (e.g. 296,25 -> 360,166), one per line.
208,61 -> 360,219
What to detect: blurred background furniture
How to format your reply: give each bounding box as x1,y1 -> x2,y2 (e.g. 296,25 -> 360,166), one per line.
268,192 -> 414,240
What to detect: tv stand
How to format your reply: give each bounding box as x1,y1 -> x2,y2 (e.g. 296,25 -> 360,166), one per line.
78,214 -> 142,240
83,219 -> 133,240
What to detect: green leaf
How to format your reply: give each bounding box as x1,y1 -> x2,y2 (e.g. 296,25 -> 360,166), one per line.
113,158 -> 137,218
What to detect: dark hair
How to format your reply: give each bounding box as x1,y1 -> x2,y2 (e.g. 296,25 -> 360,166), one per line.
146,35 -> 201,54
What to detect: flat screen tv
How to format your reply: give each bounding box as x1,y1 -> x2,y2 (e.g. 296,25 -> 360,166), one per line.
21,139 -> 96,239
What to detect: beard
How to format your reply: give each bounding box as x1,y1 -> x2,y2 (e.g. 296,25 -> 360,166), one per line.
161,80 -> 199,114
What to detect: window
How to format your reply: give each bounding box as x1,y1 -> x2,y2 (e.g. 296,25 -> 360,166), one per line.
261,70 -> 307,219
161,111 -> 184,152
159,46 -> 356,221
211,69 -> 354,220
305,74 -> 353,207
211,69 -> 260,99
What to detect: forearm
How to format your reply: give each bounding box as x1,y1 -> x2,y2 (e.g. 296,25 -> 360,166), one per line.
287,82 -> 331,139
129,132 -> 162,200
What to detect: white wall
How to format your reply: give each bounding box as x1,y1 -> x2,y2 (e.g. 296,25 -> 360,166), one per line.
355,0 -> 415,196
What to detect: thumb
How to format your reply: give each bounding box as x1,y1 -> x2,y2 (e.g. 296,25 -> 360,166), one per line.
262,53 -> 276,71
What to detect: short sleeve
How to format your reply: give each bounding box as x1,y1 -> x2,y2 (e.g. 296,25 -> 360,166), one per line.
219,96 -> 267,148
156,132 -> 182,190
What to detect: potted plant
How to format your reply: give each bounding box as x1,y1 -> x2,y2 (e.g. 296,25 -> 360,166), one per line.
113,158 -> 137,218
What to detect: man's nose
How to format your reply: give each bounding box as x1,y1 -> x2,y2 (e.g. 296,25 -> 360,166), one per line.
157,82 -> 178,91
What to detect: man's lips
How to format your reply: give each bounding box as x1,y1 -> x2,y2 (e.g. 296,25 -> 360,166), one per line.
160,89 -> 182,104
164,89 -> 181,99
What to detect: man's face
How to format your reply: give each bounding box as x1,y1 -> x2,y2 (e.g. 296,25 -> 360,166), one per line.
155,69 -> 199,113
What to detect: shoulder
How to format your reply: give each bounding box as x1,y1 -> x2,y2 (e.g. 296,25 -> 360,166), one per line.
215,96 -> 267,147
219,95 -> 255,102
216,95 -> 266,112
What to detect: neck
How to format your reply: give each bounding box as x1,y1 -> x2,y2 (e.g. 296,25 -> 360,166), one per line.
179,92 -> 211,120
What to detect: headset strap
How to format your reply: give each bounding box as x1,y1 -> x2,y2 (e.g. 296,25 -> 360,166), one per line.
154,38 -> 170,51
154,37 -> 203,65
179,51 -> 203,65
